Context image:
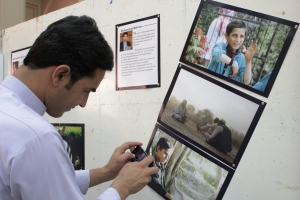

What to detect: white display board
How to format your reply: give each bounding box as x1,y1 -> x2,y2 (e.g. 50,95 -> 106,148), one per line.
0,0 -> 299,199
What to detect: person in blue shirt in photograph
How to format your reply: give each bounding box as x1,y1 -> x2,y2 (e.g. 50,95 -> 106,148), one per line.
207,20 -> 259,85
252,70 -> 272,92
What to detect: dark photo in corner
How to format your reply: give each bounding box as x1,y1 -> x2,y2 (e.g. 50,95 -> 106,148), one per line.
145,123 -> 234,200
11,46 -> 31,74
158,65 -> 266,167
180,0 -> 299,97
52,123 -> 85,170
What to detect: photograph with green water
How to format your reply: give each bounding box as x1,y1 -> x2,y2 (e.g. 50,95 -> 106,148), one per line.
52,123 -> 85,170
146,124 -> 233,200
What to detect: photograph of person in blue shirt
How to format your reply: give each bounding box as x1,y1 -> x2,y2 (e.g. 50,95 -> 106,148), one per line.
207,20 -> 258,85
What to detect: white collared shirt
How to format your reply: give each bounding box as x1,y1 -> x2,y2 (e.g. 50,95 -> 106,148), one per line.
0,75 -> 120,200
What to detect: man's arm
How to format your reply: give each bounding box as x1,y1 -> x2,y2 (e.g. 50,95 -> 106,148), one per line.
10,132 -> 84,199
111,156 -> 158,200
208,126 -> 223,140
200,123 -> 214,130
89,141 -> 142,187
211,44 -> 240,77
88,142 -> 159,200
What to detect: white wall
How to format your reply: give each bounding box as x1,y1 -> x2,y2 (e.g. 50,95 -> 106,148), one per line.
1,0 -> 300,199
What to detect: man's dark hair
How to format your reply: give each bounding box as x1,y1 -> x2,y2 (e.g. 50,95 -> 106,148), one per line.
123,32 -> 128,37
24,15 -> 113,87
156,137 -> 171,150
226,20 -> 247,36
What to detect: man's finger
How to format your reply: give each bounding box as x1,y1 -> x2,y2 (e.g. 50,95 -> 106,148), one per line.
117,141 -> 143,153
139,155 -> 154,167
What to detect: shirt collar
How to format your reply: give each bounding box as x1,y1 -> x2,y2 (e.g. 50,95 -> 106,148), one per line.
1,75 -> 46,116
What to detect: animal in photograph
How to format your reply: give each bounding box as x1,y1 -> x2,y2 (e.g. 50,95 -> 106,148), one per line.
146,126 -> 231,200
160,68 -> 260,164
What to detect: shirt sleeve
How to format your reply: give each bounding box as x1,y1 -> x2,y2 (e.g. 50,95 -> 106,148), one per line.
97,187 -> 121,200
10,131 -> 84,200
209,126 -> 223,140
211,43 -> 226,62
75,170 -> 90,194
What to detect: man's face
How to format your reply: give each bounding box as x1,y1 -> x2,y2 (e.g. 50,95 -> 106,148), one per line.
156,146 -> 169,163
123,34 -> 128,42
225,28 -> 245,51
46,68 -> 105,117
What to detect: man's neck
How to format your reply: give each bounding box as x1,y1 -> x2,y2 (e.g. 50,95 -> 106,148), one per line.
13,66 -> 54,104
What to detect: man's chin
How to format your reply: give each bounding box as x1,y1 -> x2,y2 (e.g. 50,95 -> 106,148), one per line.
46,110 -> 65,118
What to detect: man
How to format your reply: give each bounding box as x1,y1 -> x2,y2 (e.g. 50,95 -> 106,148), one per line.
149,137 -> 173,200
0,15 -> 158,200
198,117 -> 219,134
206,119 -> 232,153
171,100 -> 188,124
207,20 -> 258,85
120,32 -> 131,51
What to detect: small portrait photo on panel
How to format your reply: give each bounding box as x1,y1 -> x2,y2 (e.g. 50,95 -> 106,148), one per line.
120,30 -> 133,51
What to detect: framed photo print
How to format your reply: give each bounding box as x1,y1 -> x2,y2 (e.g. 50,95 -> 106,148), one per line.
158,64 -> 266,167
52,123 -> 85,170
180,0 -> 299,97
145,123 -> 234,200
115,15 -> 161,90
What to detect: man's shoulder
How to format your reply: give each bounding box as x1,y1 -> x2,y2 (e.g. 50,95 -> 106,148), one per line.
0,87 -> 57,140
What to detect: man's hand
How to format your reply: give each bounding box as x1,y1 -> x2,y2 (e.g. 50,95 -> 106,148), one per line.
244,40 -> 258,63
89,142 -> 143,188
229,60 -> 239,78
111,156 -> 159,200
103,141 -> 143,180
165,192 -> 174,200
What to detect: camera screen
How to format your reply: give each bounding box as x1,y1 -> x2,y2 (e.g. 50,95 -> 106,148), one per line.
131,146 -> 148,162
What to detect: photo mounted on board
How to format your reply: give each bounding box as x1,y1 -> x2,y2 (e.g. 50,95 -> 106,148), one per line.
120,30 -> 133,51
180,0 -> 299,97
158,64 -> 266,167
11,47 -> 31,74
52,123 -> 85,170
115,15 -> 161,90
145,123 -> 234,200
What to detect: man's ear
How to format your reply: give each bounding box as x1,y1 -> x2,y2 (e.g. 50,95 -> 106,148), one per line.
157,145 -> 161,152
52,65 -> 71,87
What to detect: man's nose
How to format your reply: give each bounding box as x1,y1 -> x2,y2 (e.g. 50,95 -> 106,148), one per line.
80,94 -> 89,108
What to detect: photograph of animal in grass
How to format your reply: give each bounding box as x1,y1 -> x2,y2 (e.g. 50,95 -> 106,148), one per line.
146,125 -> 232,200
159,67 -> 260,164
